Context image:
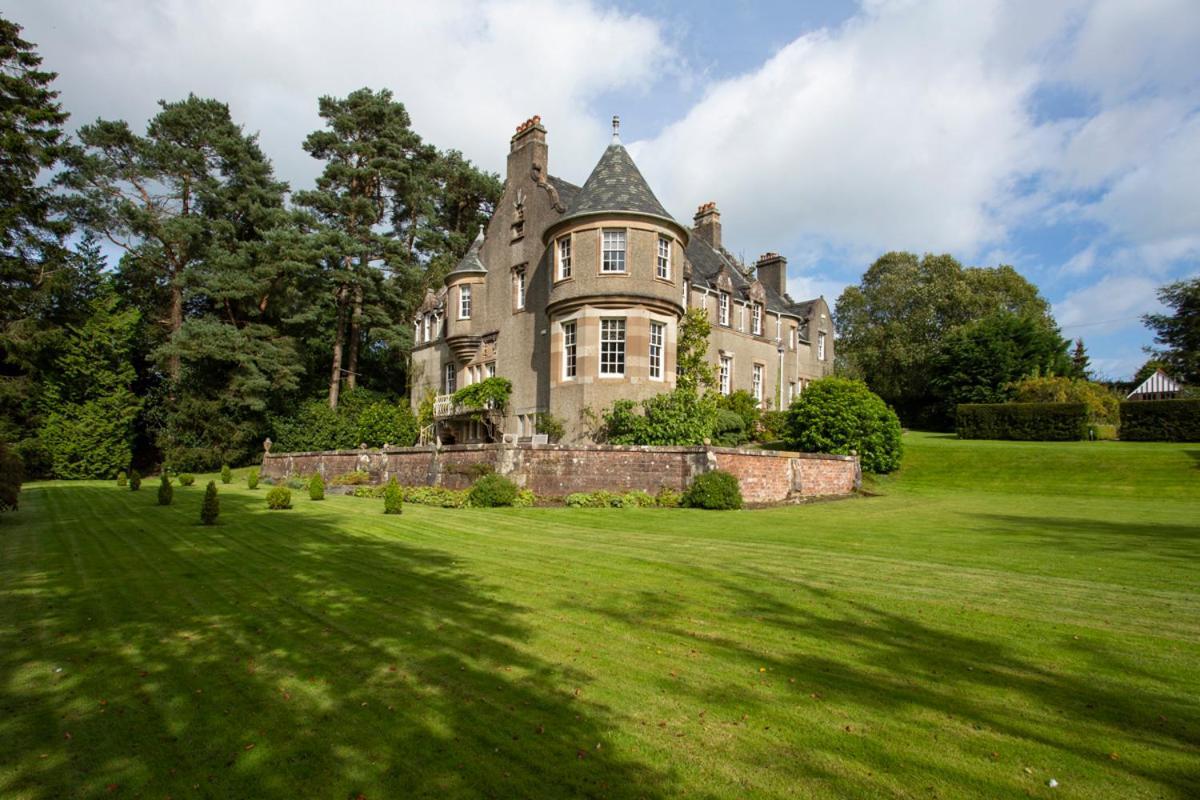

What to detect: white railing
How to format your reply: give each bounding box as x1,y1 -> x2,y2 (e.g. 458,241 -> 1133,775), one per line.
433,393 -> 460,417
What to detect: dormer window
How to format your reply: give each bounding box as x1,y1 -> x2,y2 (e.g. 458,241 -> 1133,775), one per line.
423,314 -> 431,342
602,229 -> 626,273
718,292 -> 730,326
656,236 -> 671,280
557,236 -> 572,280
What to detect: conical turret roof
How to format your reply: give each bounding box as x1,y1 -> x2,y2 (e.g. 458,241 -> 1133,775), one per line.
444,226 -> 488,282
557,142 -> 675,226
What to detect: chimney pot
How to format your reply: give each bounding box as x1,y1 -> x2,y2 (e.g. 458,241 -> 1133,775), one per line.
693,201 -> 722,250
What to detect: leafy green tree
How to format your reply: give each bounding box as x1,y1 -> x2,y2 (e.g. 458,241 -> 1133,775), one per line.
1133,358 -> 1171,385
676,307 -> 716,394
37,288 -> 142,478
0,439 -> 22,511
835,252 -> 1055,426
1142,278 -> 1200,384
928,312 -> 1072,418
787,377 -> 902,473
1009,376 -> 1119,425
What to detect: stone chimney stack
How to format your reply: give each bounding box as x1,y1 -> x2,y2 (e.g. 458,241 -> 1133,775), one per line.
507,115 -> 547,184
755,252 -> 788,297
692,202 -> 721,250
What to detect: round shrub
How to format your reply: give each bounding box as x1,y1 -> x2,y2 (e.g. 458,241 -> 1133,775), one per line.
787,377 -> 903,474
247,467 -> 259,490
200,481 -> 219,525
468,473 -> 519,507
129,469 -> 142,491
157,473 -> 173,506
266,486 -> 292,510
220,464 -> 232,484
116,470 -> 128,487
384,477 -> 403,515
178,473 -> 195,487
654,487 -> 681,508
682,470 -> 743,510
308,473 -> 324,501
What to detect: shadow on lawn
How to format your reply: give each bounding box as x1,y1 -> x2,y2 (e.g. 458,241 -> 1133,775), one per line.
592,577 -> 1200,797
0,486 -> 678,799
972,512 -> 1200,562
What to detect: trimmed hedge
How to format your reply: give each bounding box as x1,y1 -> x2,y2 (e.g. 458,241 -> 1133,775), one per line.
1119,399 -> 1200,442
266,486 -> 293,510
956,402 -> 1089,441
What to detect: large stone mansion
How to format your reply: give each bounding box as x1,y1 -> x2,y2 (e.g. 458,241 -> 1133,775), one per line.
410,116 -> 833,443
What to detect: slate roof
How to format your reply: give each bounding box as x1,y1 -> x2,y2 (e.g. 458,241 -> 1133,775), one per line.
547,175 -> 580,210
444,226 -> 488,281
558,143 -> 675,226
685,236 -> 820,328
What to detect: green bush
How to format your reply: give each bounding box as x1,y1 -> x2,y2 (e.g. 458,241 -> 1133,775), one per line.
513,489 -> 537,508
220,464 -> 232,484
622,490 -> 656,507
116,470 -> 127,487
1010,376 -> 1120,424
711,409 -> 748,447
956,402 -> 1089,441
603,388 -> 719,446
404,485 -> 469,508
719,390 -> 761,440
468,473 -> 519,507
682,470 -> 743,510
0,441 -> 23,512
535,413 -> 565,442
787,377 -> 903,473
129,469 -> 142,491
13,437 -> 51,480
330,470 -> 371,486
654,487 -> 681,508
308,473 -> 325,501
286,478 -> 305,490
200,481 -> 219,525
759,411 -> 789,443
1119,399 -> 1200,442
38,393 -> 139,479
266,486 -> 292,510
247,467 -> 259,490
157,473 -> 173,506
178,473 -> 195,487
355,401 -> 420,448
384,478 -> 403,514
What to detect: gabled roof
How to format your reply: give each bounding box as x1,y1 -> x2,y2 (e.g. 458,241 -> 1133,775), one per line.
548,175 -> 580,210
557,143 -> 675,226
685,236 -> 821,326
444,226 -> 488,282
1127,368 -> 1182,398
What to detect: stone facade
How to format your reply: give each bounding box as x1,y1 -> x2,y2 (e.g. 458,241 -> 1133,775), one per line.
261,444 -> 859,505
411,116 -> 834,444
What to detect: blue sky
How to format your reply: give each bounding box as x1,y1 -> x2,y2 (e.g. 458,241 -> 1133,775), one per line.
14,0 -> 1199,379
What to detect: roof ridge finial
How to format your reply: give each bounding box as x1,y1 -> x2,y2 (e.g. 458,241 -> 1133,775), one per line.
612,114 -> 620,144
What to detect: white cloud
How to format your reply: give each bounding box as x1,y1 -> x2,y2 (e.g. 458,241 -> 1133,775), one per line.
1053,274 -> 1161,334
14,0 -> 674,188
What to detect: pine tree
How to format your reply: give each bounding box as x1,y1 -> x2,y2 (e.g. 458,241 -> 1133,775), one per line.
1070,339 -> 1091,380
200,480 -> 219,525
157,473 -> 173,506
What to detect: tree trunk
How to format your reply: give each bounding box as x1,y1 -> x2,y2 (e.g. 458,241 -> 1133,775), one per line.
346,283 -> 363,391
328,285 -> 348,409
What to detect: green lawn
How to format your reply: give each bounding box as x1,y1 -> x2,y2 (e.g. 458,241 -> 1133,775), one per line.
1,433 -> 1198,799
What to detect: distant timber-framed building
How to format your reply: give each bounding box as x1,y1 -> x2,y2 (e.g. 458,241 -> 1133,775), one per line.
410,116 -> 834,444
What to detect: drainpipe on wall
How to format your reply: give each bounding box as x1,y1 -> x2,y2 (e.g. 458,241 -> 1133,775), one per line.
776,343 -> 785,410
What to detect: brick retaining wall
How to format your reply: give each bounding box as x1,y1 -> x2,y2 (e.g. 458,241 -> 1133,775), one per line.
261,444 -> 859,504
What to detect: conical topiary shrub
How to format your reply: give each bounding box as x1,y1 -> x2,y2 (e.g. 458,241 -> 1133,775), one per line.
308,473 -> 324,501
384,477 -> 403,515
220,464 -> 232,484
116,470 -> 127,487
157,473 -> 173,506
247,467 -> 259,490
129,469 -> 142,491
200,481 -> 219,525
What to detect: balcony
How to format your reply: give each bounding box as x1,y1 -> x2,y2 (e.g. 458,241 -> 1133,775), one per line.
433,393 -> 498,419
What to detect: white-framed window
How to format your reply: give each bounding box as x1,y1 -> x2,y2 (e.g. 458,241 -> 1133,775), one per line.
422,314 -> 431,342
752,302 -> 763,335
562,320 -> 577,379
788,382 -> 796,404
599,318 -> 626,376
656,236 -> 671,280
601,229 -> 626,273
752,364 -> 764,404
557,236 -> 572,280
649,321 -> 664,380
444,363 -> 457,394
718,292 -> 730,326
514,269 -> 526,310
459,284 -> 471,319
789,326 -> 796,350
719,355 -> 732,396
486,362 -> 496,378
818,332 -> 827,361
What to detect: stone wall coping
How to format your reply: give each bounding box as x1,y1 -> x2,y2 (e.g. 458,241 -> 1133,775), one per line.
263,443 -> 855,463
